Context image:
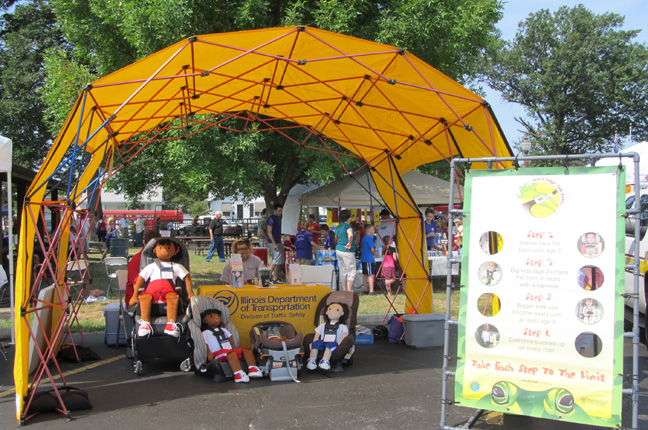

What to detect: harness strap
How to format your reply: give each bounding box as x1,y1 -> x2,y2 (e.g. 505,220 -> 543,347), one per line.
281,340 -> 300,383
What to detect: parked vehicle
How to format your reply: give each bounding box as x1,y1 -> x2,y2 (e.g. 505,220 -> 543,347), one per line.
101,209 -> 183,232
623,192 -> 648,338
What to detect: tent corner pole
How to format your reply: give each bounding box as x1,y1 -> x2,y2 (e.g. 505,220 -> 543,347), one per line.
7,168 -> 14,344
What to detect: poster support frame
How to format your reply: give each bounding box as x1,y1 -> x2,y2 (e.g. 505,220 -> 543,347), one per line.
440,152 -> 641,430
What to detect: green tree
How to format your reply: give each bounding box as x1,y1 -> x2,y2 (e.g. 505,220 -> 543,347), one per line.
486,5 -> 648,155
44,0 -> 504,206
0,0 -> 65,168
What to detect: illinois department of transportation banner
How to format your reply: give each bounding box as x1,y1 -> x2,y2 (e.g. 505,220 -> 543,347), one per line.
455,166 -> 625,427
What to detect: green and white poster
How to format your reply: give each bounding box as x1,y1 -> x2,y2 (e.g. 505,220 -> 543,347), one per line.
455,166 -> 625,427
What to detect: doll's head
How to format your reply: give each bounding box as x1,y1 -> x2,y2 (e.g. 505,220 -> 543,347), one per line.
585,233 -> 597,244
488,262 -> 497,271
154,238 -> 180,262
201,309 -> 223,330
323,302 -> 348,325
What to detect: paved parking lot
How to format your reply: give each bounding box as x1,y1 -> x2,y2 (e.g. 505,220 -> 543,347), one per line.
0,331 -> 645,429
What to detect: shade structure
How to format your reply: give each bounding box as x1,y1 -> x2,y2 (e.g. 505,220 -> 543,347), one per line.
301,170 -> 462,208
14,26 -> 512,422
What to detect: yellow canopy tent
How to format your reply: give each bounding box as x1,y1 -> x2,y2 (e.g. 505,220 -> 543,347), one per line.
14,26 -> 511,422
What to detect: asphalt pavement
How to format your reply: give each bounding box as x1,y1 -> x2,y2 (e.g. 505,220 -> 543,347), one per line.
0,330 -> 646,430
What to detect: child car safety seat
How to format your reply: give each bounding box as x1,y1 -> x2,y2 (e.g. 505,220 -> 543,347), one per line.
303,291 -> 360,372
188,295 -> 245,382
130,237 -> 191,375
249,321 -> 303,382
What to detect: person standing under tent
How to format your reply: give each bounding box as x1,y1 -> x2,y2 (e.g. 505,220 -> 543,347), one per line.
361,224 -> 379,295
135,216 -> 145,247
295,219 -> 319,265
257,208 -> 268,247
307,214 -> 321,245
335,209 -> 356,292
424,208 -> 443,252
377,209 -> 395,250
267,204 -> 284,283
206,211 -> 226,263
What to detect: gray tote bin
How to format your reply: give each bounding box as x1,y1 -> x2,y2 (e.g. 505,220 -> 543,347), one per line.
402,313 -> 445,348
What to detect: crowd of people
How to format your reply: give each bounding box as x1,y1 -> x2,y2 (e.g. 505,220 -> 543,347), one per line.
94,204 -> 455,294
200,204 -> 455,295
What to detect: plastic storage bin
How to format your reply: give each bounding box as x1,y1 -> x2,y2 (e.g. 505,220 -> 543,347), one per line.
103,302 -> 133,346
402,313 -> 445,348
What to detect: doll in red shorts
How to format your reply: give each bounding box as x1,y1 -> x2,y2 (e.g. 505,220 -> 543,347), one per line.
201,309 -> 263,383
129,239 -> 195,337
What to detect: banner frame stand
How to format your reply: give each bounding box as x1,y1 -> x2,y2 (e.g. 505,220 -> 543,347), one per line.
440,152 -> 641,430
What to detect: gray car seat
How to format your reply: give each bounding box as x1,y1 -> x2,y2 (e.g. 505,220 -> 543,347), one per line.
188,295 -> 245,382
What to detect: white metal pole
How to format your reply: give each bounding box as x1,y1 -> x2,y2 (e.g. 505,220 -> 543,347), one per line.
7,166 -> 14,344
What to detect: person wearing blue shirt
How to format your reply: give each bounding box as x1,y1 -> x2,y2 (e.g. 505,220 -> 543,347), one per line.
424,207 -> 441,251
360,224 -> 379,295
267,204 -> 284,283
295,219 -> 319,265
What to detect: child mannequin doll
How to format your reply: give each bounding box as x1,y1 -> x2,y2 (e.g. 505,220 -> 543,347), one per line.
201,309 -> 263,383
306,302 -> 349,371
129,238 -> 195,337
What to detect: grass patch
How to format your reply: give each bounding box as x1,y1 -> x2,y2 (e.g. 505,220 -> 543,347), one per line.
0,247 -> 461,334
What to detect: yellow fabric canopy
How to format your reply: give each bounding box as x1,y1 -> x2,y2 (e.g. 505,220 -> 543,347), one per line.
14,26 -> 512,421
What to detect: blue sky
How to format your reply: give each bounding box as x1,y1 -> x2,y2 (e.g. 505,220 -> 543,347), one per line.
486,0 -> 648,149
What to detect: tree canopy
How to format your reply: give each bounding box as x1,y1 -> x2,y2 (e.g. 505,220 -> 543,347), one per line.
2,0 -> 504,207
485,5 -> 648,155
0,0 -> 65,168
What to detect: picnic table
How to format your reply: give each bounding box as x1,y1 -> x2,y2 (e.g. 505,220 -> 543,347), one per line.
178,236 -> 260,257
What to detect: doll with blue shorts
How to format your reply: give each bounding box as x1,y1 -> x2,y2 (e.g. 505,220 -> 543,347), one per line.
306,302 -> 349,371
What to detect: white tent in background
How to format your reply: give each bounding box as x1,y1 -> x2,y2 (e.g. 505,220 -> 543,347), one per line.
597,141 -> 648,184
0,135 -> 14,343
281,183 -> 319,236
300,170 -> 462,208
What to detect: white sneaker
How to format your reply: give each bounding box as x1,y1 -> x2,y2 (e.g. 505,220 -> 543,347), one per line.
137,321 -> 152,337
164,320 -> 180,337
318,358 -> 331,371
234,371 -> 250,383
306,358 -> 317,370
247,366 -> 263,378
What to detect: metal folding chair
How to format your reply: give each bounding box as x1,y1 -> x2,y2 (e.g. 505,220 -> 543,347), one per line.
115,269 -> 130,346
104,257 -> 128,296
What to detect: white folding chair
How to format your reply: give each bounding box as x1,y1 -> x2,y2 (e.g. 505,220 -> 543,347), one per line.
300,264 -> 334,288
66,259 -> 88,286
104,256 -> 128,296
115,269 -> 129,346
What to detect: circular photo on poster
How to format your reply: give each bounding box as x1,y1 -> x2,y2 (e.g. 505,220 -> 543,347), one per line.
518,181 -> 561,218
475,324 -> 500,348
478,261 -> 503,286
479,231 -> 504,255
577,232 -> 604,258
574,332 -> 603,358
477,293 -> 502,317
576,265 -> 604,291
576,298 -> 603,325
